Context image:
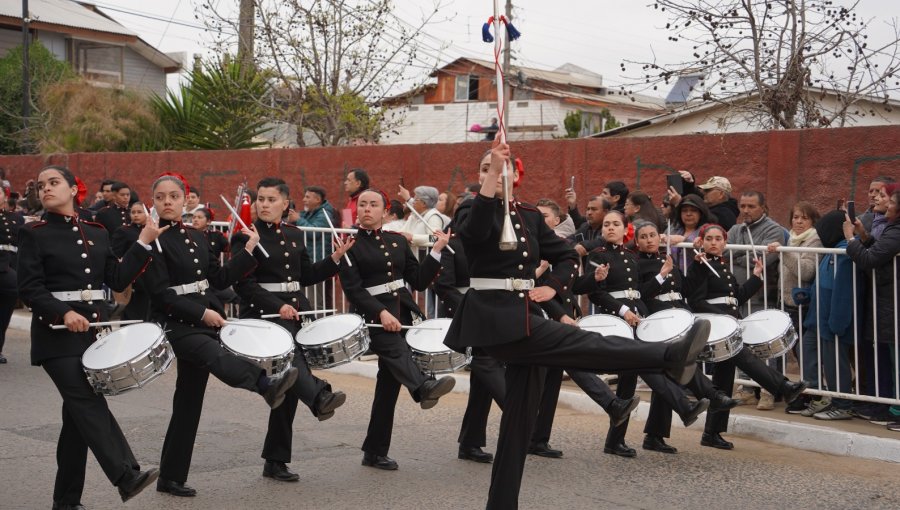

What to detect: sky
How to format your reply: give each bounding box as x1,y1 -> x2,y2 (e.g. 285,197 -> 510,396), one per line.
94,0 -> 899,97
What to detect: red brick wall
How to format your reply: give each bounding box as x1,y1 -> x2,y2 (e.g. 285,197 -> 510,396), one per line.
2,125 -> 898,225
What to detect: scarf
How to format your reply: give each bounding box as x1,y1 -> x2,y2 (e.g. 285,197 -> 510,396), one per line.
871,212 -> 887,240
788,227 -> 817,247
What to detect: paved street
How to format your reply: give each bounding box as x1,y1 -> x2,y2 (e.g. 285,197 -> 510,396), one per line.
1,328 -> 898,509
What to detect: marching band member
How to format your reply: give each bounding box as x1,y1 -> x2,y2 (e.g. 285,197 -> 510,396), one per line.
572,210 -> 709,458
232,177 -> 351,482
339,188 -> 456,471
143,175 -> 298,497
110,202 -> 153,321
634,221 -> 738,453
0,186 -> 22,365
18,166 -> 163,508
444,141 -> 710,509
684,223 -> 809,450
191,208 -> 229,260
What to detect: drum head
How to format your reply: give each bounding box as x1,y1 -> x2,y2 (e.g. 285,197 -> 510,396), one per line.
295,314 -> 364,346
694,314 -> 740,341
82,323 -> 163,370
220,320 -> 293,357
636,309 -> 694,343
576,314 -> 634,340
741,310 -> 792,345
405,319 -> 453,353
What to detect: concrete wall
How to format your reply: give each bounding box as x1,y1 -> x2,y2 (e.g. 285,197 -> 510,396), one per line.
1,125 -> 898,226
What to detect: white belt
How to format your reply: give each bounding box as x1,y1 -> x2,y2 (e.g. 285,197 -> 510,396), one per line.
366,279 -> 406,296
169,279 -> 210,295
654,292 -> 683,302
609,289 -> 641,300
707,296 -> 738,306
51,289 -> 105,302
0,244 -> 16,253
469,277 -> 535,291
259,281 -> 302,293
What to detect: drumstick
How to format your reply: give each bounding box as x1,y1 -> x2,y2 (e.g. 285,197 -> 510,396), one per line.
219,195 -> 269,258
141,204 -> 163,253
693,249 -> 721,278
367,324 -> 445,331
403,205 -> 456,254
223,320 -> 273,329
51,319 -> 143,330
744,223 -> 760,263
260,309 -> 336,319
322,211 -> 353,267
666,220 -> 672,256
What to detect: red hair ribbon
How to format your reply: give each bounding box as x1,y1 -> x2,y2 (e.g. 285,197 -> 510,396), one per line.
158,172 -> 191,196
512,157 -> 525,188
74,177 -> 88,206
697,223 -> 727,242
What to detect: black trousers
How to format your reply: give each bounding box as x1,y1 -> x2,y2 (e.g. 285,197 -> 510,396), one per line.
43,356 -> 139,505
530,369 -> 563,445
644,365 -> 721,438
459,355 -> 505,448
704,348 -> 786,434
604,371 -> 694,447
361,324 -> 430,457
262,319 -> 330,463
482,316 -> 675,510
568,370 -> 616,410
0,269 -> 16,353
160,332 -> 263,482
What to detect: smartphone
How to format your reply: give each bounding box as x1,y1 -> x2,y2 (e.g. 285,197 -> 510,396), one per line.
569,176 -> 575,190
846,200 -> 855,220
666,173 -> 683,195
400,177 -> 405,187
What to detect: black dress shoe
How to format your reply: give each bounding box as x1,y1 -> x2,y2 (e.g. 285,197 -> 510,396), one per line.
458,445 -> 494,463
665,320 -> 711,384
418,376 -> 456,409
680,398 -> 710,427
362,452 -> 398,470
314,390 -> 347,421
117,468 -> 159,502
701,432 -> 734,450
263,367 -> 299,409
528,442 -> 563,458
642,435 -> 678,454
156,477 -> 197,497
603,442 -> 637,458
607,395 -> 641,427
781,380 -> 810,404
709,391 -> 739,411
0,353 -> 7,363
263,461 -> 300,482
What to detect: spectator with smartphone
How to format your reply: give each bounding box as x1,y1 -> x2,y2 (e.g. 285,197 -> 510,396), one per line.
664,194 -> 712,273
858,176 -> 896,233
566,196 -> 611,261
601,181 -> 629,214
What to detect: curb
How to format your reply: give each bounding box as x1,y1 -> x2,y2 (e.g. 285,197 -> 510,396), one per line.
11,313 -> 900,464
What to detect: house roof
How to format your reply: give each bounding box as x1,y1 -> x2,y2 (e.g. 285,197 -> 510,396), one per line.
0,0 -> 181,72
435,57 -> 607,90
590,86 -> 900,137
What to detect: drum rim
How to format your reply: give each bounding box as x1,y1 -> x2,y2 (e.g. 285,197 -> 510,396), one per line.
81,323 -> 165,370
636,309 -> 694,343
405,318 -> 453,351
220,319 -> 294,357
740,310 -> 794,345
295,312 -> 365,345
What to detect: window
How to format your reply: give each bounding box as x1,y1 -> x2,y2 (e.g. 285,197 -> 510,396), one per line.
408,106 -> 419,111
433,105 -> 445,111
455,75 -> 479,101
516,101 -> 529,108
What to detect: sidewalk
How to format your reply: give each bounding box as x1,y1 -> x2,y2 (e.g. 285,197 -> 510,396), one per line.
9,309 -> 900,464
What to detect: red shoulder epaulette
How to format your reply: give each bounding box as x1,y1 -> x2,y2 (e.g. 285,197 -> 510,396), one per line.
27,220 -> 48,228
515,201 -> 539,212
80,219 -> 105,229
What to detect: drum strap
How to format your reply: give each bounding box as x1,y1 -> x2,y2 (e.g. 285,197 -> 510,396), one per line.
706,296 -> 738,306
0,244 -> 17,253
51,289 -> 105,302
469,277 -> 535,291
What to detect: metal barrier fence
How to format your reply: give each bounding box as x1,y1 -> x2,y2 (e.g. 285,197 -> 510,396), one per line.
210,221 -> 899,407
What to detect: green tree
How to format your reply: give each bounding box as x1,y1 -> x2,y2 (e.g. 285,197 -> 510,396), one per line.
600,109 -> 621,131
563,110 -> 583,138
0,42 -> 74,154
152,58 -> 272,150
301,86 -> 383,145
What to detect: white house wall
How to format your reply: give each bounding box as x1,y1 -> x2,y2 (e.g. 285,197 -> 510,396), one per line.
123,47 -> 165,96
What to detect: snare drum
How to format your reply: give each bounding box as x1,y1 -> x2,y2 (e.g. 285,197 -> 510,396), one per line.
295,313 -> 371,369
405,318 -> 471,374
740,309 -> 797,360
220,319 -> 295,376
576,314 -> 634,340
694,314 -> 743,362
81,323 -> 174,396
636,309 -> 694,344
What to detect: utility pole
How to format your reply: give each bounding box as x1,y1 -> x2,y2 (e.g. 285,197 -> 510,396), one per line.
237,0 -> 255,71
22,0 -> 30,123
502,0 -> 512,133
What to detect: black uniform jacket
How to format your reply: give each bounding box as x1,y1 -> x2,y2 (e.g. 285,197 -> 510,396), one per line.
17,212 -> 152,365
232,219 -> 339,317
434,234 -> 468,317
444,195 -> 579,351
111,223 -> 142,258
142,220 -> 257,341
683,254 -> 761,319
573,241 -> 647,316
338,227 -> 440,325
0,210 -> 23,271
637,251 -> 689,314
95,204 -> 130,233
205,229 -> 229,260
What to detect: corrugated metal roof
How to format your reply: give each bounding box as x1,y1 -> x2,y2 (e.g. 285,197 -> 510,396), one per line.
0,0 -> 136,37
464,57 -> 606,89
